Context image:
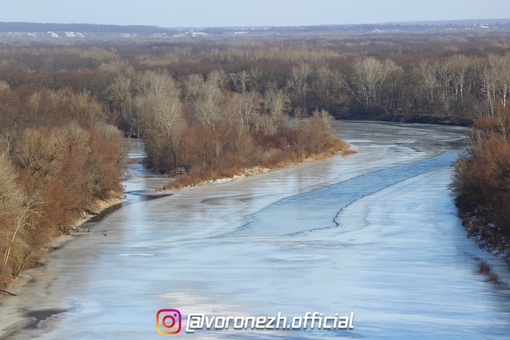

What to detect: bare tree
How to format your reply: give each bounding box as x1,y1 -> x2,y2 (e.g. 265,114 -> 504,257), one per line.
249,68 -> 262,92
229,70 -> 251,93
482,56 -> 499,115
419,60 -> 438,104
183,72 -> 227,128
449,55 -> 469,100
294,106 -> 307,130
108,75 -> 137,136
11,127 -> 66,179
313,65 -> 338,103
287,63 -> 311,107
137,71 -> 186,171
237,70 -> 251,93
488,53 -> 510,108
229,91 -> 261,131
207,69 -> 228,89
262,89 -> 290,134
349,57 -> 402,113
0,152 -> 42,277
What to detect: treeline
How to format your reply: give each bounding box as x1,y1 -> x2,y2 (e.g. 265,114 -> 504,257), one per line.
135,70 -> 348,179
0,83 -> 125,288
452,109 -> 510,251
2,34 -> 510,130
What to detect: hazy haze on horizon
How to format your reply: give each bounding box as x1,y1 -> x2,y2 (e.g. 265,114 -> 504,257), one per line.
0,0 -> 509,27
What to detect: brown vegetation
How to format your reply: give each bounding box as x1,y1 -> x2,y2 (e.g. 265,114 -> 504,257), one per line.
135,68 -> 350,182
451,109 -> 510,260
0,83 -> 125,289
452,109 -> 510,232
0,124 -> 125,287
164,112 -> 351,190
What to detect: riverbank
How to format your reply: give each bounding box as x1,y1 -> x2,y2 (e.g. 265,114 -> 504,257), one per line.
450,111 -> 510,271
0,193 -> 123,293
461,214 -> 510,265
0,194 -> 126,339
1,122 -> 479,339
163,145 -> 355,190
335,112 -> 473,127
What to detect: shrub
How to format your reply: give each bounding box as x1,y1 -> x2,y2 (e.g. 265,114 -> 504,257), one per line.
452,111 -> 510,234
0,122 -> 126,284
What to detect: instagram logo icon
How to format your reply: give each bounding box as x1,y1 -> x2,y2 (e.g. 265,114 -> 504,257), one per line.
156,309 -> 182,334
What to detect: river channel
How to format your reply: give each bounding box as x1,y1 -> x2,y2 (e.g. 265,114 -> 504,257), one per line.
2,121 -> 510,339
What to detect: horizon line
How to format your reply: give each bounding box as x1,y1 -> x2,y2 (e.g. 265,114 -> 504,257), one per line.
1,18 -> 510,30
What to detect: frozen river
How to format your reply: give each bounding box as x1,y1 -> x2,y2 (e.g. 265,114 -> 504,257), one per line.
2,121 -> 510,339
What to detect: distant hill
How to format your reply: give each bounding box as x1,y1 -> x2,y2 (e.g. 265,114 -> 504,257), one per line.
0,22 -> 178,39
1,19 -> 509,40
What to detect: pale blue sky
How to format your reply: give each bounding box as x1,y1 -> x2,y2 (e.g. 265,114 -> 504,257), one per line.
0,0 -> 508,27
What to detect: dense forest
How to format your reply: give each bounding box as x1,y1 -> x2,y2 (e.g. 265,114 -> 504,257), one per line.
0,57 -> 127,290
0,81 -> 126,289
2,33 -> 510,129
2,31 -> 510,289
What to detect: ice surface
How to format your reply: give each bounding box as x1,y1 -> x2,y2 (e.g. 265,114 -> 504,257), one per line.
3,121 -> 510,339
